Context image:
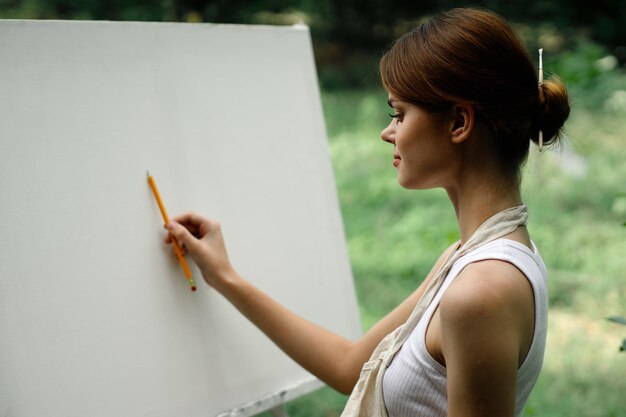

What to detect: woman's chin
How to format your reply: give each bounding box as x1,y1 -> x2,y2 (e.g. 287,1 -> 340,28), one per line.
398,174 -> 436,190
398,175 -> 418,189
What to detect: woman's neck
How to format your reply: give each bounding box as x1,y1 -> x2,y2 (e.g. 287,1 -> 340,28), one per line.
445,170 -> 522,245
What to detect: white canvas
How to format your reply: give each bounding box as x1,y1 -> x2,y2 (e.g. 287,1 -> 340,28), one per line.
0,20 -> 361,417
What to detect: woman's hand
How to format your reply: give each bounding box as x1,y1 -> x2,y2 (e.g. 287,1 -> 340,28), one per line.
165,212 -> 235,290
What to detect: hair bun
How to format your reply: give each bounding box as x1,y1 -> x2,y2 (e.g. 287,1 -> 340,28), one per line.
531,76 -> 570,148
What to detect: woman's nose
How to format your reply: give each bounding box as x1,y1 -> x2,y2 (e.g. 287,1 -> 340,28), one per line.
381,124 -> 395,144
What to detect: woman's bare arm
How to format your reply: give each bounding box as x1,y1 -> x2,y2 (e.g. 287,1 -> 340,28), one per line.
441,260 -> 534,417
166,212 -> 456,394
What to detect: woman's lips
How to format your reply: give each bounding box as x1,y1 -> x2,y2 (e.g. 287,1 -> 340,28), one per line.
393,154 -> 401,167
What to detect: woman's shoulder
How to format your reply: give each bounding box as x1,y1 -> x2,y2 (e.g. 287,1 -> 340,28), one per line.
438,236 -> 538,316
442,258 -> 532,313
439,257 -> 535,349
439,256 -> 537,366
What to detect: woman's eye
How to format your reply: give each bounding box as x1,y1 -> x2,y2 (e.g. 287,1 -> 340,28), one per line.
388,113 -> 403,122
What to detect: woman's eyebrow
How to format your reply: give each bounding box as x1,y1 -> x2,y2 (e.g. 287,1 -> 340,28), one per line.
387,99 -> 395,107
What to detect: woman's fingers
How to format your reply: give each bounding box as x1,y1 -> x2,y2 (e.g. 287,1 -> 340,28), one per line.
166,221 -> 200,254
170,212 -> 208,235
163,213 -> 205,247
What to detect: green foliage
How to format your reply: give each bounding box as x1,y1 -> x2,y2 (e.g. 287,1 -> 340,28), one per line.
2,0 -> 626,56
551,39 -> 608,85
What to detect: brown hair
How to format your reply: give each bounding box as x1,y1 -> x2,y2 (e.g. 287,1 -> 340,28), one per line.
380,8 -> 570,175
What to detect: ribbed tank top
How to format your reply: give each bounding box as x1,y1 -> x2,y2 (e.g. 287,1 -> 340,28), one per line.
382,239 -> 548,417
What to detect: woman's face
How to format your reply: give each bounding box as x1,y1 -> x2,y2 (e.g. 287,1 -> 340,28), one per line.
381,94 -> 457,189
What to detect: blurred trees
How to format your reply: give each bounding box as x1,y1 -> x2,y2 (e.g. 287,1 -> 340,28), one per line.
2,0 -> 625,88
2,0 -> 625,50
0,0 -> 626,47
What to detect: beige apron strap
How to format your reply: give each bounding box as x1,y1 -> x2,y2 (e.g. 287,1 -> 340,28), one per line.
341,204 -> 528,417
388,203 -> 528,354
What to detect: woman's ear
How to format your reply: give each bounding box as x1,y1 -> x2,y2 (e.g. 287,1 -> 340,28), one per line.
449,103 -> 474,144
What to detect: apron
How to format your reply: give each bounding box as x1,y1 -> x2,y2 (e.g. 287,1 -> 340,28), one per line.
340,204 -> 529,417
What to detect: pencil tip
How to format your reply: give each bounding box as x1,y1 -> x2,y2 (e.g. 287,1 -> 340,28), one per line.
146,170 -> 150,178
191,286 -> 197,292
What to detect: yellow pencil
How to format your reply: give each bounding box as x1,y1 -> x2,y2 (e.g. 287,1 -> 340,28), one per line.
147,171 -> 197,292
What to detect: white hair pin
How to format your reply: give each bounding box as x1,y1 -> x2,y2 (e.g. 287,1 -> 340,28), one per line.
538,48 -> 544,152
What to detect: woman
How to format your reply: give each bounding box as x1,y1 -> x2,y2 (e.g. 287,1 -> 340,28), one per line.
165,8 -> 570,417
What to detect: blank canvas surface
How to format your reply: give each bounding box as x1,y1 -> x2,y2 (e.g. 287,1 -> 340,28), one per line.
0,20 -> 361,417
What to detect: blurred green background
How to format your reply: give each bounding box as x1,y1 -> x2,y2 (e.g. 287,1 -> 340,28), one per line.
3,1 -> 624,416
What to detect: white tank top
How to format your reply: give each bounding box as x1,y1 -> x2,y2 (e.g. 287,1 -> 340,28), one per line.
382,239 -> 548,417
